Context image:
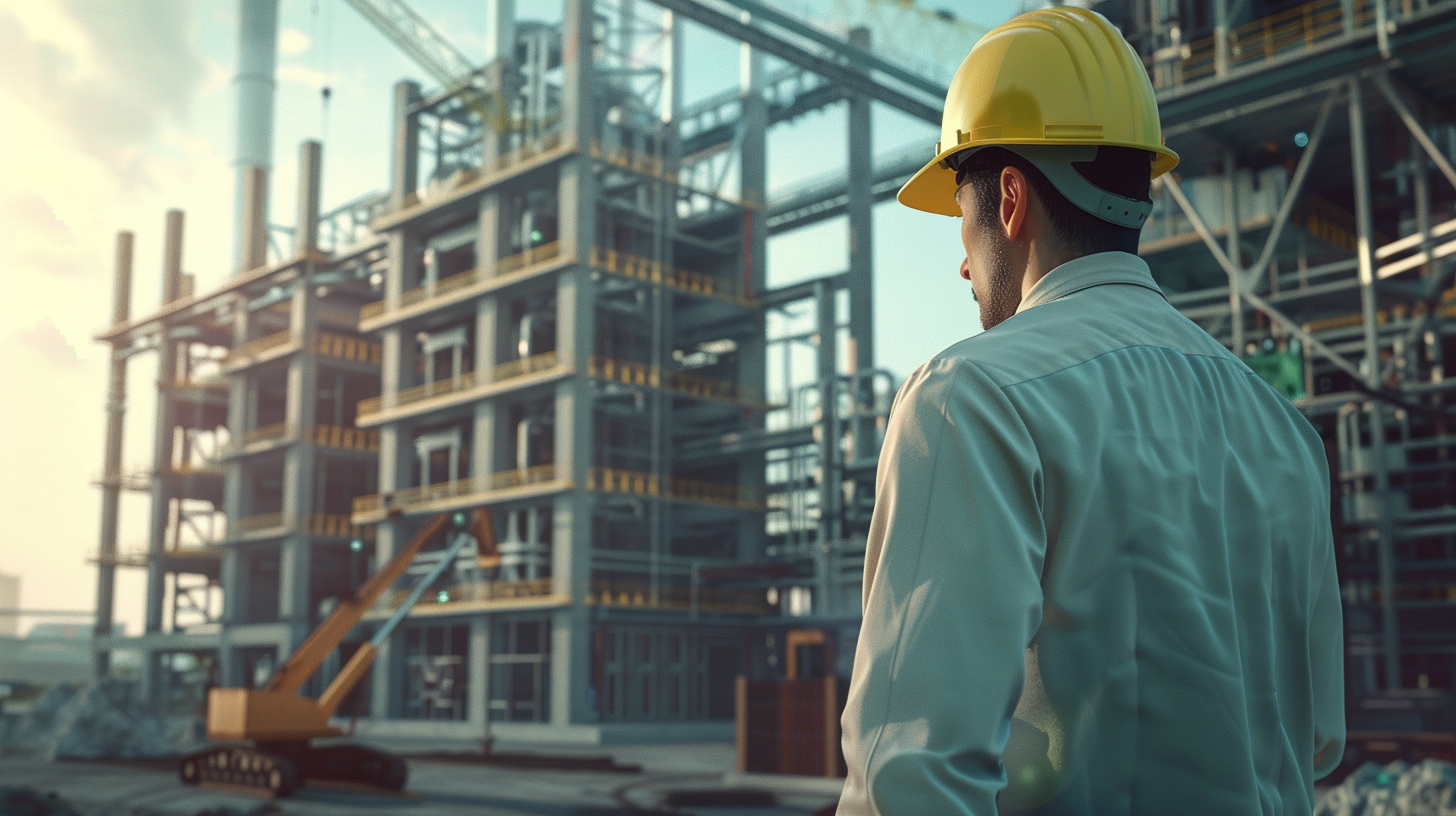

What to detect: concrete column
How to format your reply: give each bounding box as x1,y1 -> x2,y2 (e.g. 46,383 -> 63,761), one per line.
279,220 -> 321,641
469,614 -> 490,728
220,296 -> 250,669
1350,78 -> 1400,690
1213,0 -> 1230,78
145,210 -> 185,635
94,231 -> 133,674
239,167 -> 269,272
562,0 -> 595,151
390,81 -> 422,211
482,0 -> 516,170
736,27 -> 769,563
294,140 -> 322,257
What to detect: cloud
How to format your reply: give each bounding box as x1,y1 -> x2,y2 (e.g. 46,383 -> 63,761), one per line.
1,193 -> 90,277
0,0 -> 206,191
280,27 -> 310,55
13,319 -> 85,370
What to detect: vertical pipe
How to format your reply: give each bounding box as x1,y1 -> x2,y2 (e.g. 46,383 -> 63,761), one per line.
815,280 -> 839,617
1412,133 -> 1432,278
1349,78 -> 1401,690
145,211 -> 186,638
390,81 -> 422,213
239,167 -> 269,272
295,140 -> 322,258
1213,0 -> 1230,78
233,0 -> 278,275
846,27 -> 876,465
94,231 -> 134,675
1224,151 -> 1243,355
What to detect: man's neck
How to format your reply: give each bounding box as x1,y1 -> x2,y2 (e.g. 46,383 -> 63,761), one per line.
1022,243 -> 1085,300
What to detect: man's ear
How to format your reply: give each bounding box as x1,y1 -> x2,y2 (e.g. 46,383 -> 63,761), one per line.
1000,166 -> 1030,241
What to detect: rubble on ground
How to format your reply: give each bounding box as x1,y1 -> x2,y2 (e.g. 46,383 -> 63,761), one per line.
0,786 -> 83,816
0,681 -> 202,761
1316,759 -> 1456,816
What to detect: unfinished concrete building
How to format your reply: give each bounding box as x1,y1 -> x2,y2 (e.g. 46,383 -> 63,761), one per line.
93,0 -> 1456,751
91,0 -> 936,741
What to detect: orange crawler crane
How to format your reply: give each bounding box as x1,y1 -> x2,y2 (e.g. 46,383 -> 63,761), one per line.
178,509 -> 499,796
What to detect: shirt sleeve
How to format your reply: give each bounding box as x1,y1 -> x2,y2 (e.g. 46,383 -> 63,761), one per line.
1310,504 -> 1345,780
836,358 -> 1046,816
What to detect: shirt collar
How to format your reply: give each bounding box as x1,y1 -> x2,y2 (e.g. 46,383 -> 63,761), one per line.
1015,251 -> 1166,315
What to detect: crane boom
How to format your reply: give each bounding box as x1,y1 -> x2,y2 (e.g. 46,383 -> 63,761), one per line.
341,0 -> 475,88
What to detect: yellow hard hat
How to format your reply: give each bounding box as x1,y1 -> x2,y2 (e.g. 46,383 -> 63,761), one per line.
897,6 -> 1179,220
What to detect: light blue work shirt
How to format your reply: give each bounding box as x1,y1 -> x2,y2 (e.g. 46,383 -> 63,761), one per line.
836,251 -> 1344,816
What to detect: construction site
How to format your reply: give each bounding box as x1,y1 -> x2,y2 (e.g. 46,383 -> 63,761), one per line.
4,0 -> 1456,812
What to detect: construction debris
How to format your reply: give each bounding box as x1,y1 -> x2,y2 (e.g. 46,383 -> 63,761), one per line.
1316,759 -> 1456,816
0,681 -> 201,761
0,787 -> 83,816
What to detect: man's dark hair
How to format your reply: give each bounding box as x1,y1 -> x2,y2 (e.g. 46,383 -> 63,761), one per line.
955,146 -> 1154,255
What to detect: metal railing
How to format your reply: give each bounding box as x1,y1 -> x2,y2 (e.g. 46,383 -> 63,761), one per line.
587,467 -> 765,511
387,577 -> 555,610
586,580 -> 771,615
1151,0 -> 1389,89
312,425 -> 379,452
313,331 -> 382,364
393,132 -> 567,215
359,240 -> 564,321
239,422 -> 292,447
357,350 -> 561,419
225,331 -> 294,365
588,355 -> 765,405
306,513 -> 374,541
351,464 -> 562,517
590,247 -> 749,305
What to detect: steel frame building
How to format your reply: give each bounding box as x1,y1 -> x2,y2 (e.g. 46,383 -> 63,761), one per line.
92,0 -> 1456,745
91,0 -> 924,742
1100,0 -> 1456,701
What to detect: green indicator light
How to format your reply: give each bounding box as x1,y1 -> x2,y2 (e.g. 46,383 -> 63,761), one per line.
350,538 -> 364,552
437,590 -> 450,603
452,511 -> 468,527
530,229 -> 544,244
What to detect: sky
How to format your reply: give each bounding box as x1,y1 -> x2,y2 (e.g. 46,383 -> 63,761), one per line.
0,0 -> 1025,637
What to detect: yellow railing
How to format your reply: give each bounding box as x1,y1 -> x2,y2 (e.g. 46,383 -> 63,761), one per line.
313,425 -> 379,452
388,577 -> 555,610
589,356 -> 764,405
359,241 -> 564,321
238,512 -> 285,534
313,331 -> 382,365
357,351 -> 562,419
225,331 -> 294,364
394,133 -> 567,215
240,422 -> 292,447
586,581 -> 771,615
590,247 -> 748,305
306,513 -> 375,541
587,467 -> 764,511
1153,0 -> 1381,89
351,465 -> 562,517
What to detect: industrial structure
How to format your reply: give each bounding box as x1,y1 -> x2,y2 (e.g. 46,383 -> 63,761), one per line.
88,0 -> 1456,748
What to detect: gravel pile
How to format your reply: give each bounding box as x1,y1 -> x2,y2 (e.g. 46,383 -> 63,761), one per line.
1316,759 -> 1456,816
0,682 -> 200,761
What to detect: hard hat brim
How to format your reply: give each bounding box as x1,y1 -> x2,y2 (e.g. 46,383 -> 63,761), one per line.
897,141 -> 1180,217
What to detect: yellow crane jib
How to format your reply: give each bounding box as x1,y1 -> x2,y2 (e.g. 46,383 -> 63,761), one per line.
179,508 -> 498,796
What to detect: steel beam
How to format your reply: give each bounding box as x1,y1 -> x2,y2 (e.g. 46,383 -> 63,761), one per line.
94,231 -> 134,675
1374,72 -> 1456,193
1158,175 -> 1366,382
646,0 -> 942,124
1350,76 -> 1402,691
1240,86 -> 1341,294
